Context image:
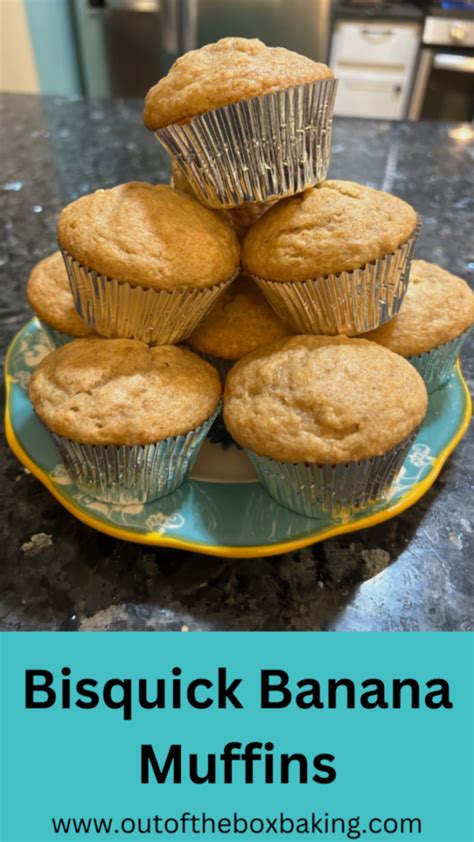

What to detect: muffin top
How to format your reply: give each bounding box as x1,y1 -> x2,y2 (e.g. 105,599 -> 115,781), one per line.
57,182 -> 240,290
242,180 -> 417,281
188,274 -> 293,360
364,259 -> 474,356
224,335 -> 427,464
144,37 -> 333,130
27,251 -> 95,337
171,161 -> 275,240
29,338 -> 221,446
228,201 -> 278,241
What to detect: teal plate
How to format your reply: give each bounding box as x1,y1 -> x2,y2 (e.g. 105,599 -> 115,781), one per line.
5,319 -> 472,558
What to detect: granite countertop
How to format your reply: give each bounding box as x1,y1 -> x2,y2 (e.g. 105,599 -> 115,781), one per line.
0,94 -> 472,632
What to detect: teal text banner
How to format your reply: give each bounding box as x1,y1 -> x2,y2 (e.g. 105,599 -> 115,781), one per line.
0,632 -> 472,842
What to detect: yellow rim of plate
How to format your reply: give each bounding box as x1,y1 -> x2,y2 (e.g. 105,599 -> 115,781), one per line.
4,325 -> 472,559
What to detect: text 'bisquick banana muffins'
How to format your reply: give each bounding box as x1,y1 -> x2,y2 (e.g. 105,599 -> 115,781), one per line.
29,338 -> 222,503
57,182 -> 240,344
242,180 -> 420,336
364,259 -> 474,391
188,274 -> 294,379
26,251 -> 96,349
147,38 -> 337,208
224,335 -> 427,518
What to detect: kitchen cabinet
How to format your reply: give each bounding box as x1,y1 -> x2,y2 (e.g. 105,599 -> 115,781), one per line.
330,20 -> 421,119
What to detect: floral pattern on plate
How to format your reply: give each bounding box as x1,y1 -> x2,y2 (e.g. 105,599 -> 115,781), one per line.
5,319 -> 471,556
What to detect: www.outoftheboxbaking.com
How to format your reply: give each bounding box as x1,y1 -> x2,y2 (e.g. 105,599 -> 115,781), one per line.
49,812 -> 423,839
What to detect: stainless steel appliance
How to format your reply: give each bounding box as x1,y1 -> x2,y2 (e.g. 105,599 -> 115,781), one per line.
408,13 -> 474,119
73,0 -> 180,98
73,0 -> 333,100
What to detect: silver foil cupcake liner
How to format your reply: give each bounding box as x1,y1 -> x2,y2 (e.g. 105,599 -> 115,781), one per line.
52,404 -> 221,505
38,319 -> 75,350
246,431 -> 418,520
408,328 -> 472,393
190,349 -> 236,382
253,220 -> 421,336
61,249 -> 235,345
155,79 -> 338,209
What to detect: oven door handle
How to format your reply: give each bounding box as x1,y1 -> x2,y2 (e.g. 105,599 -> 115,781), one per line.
360,28 -> 395,38
105,0 -> 160,10
433,53 -> 474,74
407,48 -> 434,120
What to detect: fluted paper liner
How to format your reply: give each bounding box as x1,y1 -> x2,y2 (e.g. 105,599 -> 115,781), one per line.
408,328 -> 471,393
155,79 -> 338,208
246,431 -> 418,520
253,220 -> 422,336
61,249 -> 235,345
52,404 -> 221,505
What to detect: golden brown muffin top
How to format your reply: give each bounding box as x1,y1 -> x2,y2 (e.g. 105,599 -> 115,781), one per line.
364,259 -> 474,356
29,338 -> 221,446
188,274 -> 293,360
242,180 -> 418,281
144,37 -> 333,130
228,201 -> 278,241
171,161 -> 275,240
27,251 -> 95,337
57,182 -> 240,290
224,335 -> 427,464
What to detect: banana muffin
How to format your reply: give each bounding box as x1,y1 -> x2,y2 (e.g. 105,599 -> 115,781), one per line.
188,273 -> 294,378
27,251 -> 96,348
144,37 -> 333,129
171,161 -> 276,241
148,38 -> 337,207
29,338 -> 221,503
364,259 -> 474,391
242,180 -> 419,336
57,182 -> 240,344
224,335 -> 427,518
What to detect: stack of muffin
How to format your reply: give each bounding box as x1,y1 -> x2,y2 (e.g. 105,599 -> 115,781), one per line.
27,37 -> 474,519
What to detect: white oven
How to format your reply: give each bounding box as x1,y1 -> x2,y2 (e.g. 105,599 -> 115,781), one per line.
330,18 -> 422,120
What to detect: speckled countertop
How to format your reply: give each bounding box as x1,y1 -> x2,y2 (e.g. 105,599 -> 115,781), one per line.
1,94 -> 472,632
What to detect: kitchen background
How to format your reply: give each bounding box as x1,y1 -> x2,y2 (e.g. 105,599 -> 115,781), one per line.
0,0 -> 473,122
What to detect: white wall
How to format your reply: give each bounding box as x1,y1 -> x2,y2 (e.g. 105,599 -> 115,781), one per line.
0,0 -> 40,92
